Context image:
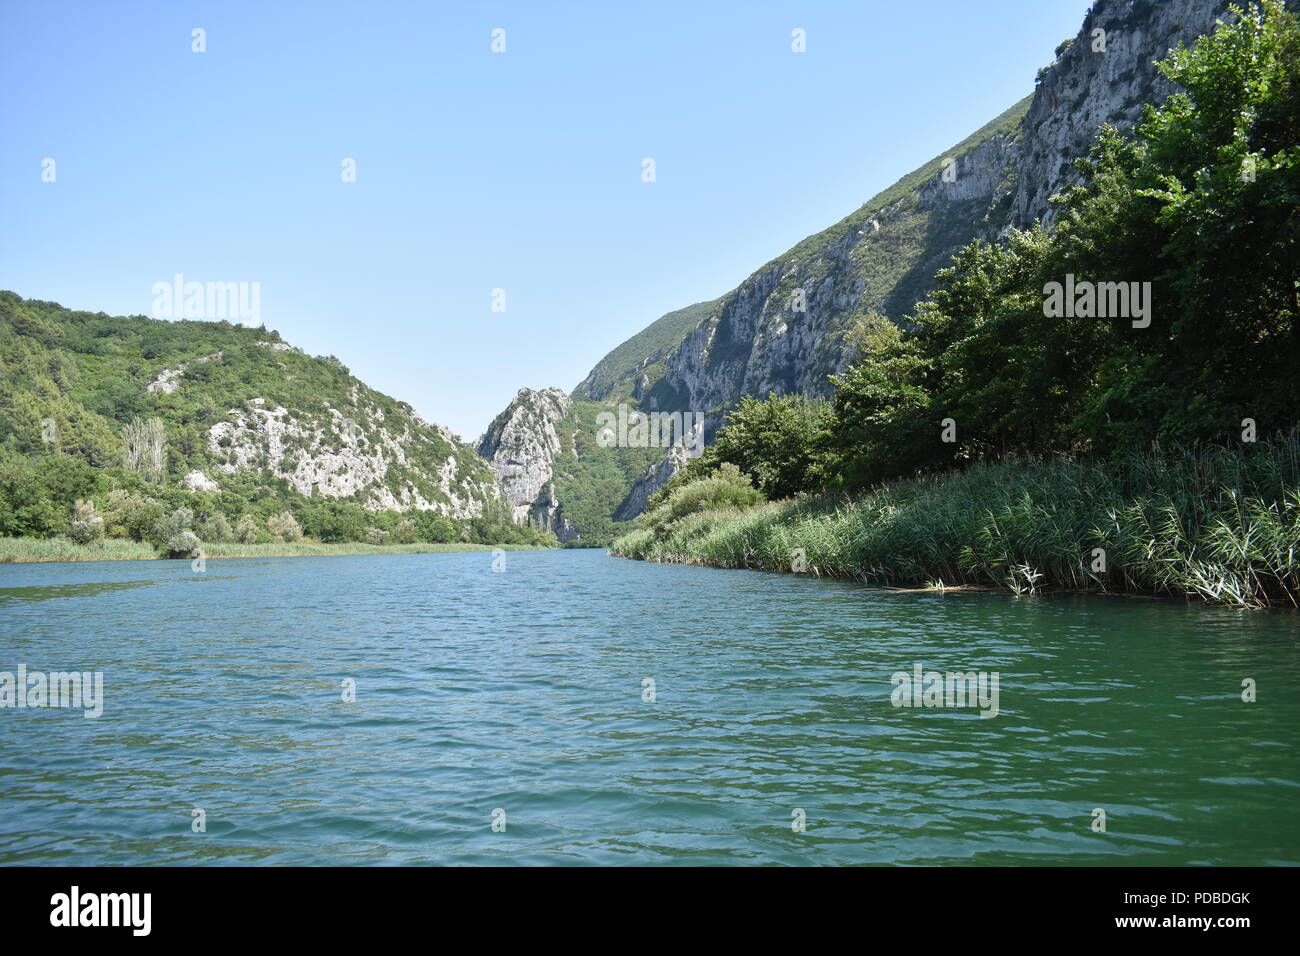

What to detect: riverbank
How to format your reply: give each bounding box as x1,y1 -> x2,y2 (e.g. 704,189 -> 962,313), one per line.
610,442 -> 1300,610
0,537 -> 553,564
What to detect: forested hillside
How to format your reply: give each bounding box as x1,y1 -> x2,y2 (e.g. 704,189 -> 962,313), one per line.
0,294 -> 551,549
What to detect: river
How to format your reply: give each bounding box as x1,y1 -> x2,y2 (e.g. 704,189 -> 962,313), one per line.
1,548 -> 1296,865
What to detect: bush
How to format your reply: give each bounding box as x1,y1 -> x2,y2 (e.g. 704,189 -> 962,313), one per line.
642,463 -> 764,532
67,499 -> 104,544
149,506 -> 194,548
412,511 -> 457,543
234,514 -> 260,544
266,510 -> 303,542
104,491 -> 165,542
197,513 -> 231,543
165,530 -> 201,558
710,393 -> 832,499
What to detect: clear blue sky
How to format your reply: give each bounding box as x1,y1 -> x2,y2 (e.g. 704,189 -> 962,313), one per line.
1,0 -> 1088,440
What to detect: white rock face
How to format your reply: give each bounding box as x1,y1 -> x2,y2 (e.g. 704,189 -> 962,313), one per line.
206,399 -> 493,518
477,1 -> 1239,531
146,366 -> 185,395
476,387 -> 575,535
1010,0 -> 1231,229
182,470 -> 220,492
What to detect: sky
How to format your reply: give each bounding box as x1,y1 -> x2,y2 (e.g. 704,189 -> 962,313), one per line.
0,0 -> 1090,440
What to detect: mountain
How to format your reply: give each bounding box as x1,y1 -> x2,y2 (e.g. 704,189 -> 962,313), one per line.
582,95 -> 1034,409
476,388 -> 665,544
0,292 -> 517,541
503,0 -> 1236,527
572,298 -> 719,403
477,388 -> 575,537
597,0 -> 1235,417
6,0 -> 1246,550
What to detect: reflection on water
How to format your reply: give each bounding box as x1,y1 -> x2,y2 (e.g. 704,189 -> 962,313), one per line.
0,578 -> 161,606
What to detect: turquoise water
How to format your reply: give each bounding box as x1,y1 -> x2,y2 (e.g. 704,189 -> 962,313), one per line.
1,548 -> 1296,865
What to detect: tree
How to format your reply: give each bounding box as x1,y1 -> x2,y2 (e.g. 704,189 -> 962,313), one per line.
68,499 -> 104,544
234,514 -> 261,544
121,417 -> 165,483
266,511 -> 303,542
823,316 -> 935,488
823,0 -> 1300,484
710,393 -> 832,499
197,512 -> 232,543
1050,0 -> 1300,450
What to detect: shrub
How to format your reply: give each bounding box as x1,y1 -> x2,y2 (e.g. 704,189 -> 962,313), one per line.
266,511 -> 303,542
710,393 -> 832,499
642,463 -> 764,532
99,490 -> 163,542
197,513 -> 231,543
149,506 -> 194,548
165,530 -> 202,558
234,514 -> 260,544
67,499 -> 104,544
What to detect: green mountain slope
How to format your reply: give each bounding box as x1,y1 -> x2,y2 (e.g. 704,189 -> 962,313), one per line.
578,95 -> 1033,407
572,298 -> 720,402
548,400 -> 666,542
0,292 -> 544,546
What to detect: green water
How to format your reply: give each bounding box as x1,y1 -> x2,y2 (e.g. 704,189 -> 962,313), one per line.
0,549 -> 1296,865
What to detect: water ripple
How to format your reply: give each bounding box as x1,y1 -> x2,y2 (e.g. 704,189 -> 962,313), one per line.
0,550 -> 1297,865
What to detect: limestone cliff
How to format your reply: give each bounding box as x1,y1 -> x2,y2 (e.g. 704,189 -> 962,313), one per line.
614,444 -> 692,522
476,388 -> 577,539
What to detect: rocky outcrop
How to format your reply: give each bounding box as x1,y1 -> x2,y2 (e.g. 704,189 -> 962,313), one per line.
651,117 -> 1027,414
146,351 -> 223,394
206,394 -> 496,519
1010,0 -> 1234,229
0,291 -> 505,524
528,481 -> 579,542
182,470 -> 219,492
476,388 -> 577,537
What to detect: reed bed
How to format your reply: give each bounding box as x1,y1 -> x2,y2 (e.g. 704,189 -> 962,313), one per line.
0,537 -> 159,563
610,435 -> 1300,609
0,538 -> 550,564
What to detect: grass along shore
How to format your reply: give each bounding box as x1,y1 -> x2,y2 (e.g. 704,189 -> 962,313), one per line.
0,537 -> 552,564
610,438 -> 1300,610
